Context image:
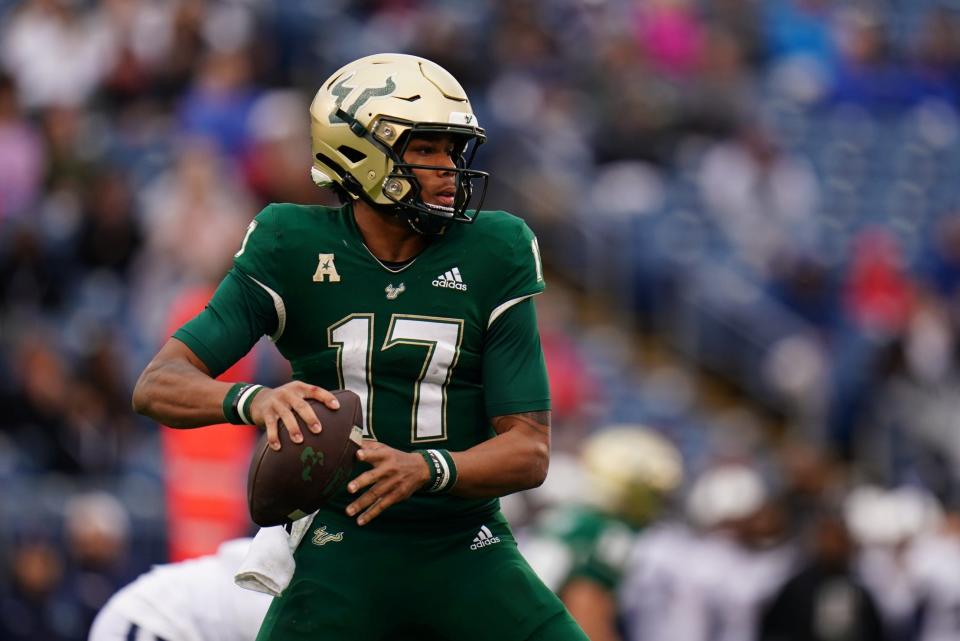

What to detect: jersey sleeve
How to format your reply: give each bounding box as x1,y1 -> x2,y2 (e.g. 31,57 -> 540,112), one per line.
172,205 -> 285,377
482,297 -> 550,417
173,269 -> 278,377
232,205 -> 284,295
488,220 -> 545,327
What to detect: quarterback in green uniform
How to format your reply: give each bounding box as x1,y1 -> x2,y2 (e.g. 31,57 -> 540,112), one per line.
132,53 -> 589,641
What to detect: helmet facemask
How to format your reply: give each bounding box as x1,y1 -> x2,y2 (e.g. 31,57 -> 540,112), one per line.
382,125 -> 488,235
332,110 -> 489,235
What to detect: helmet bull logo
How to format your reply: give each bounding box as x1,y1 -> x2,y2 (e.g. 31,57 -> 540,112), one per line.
329,73 -> 398,125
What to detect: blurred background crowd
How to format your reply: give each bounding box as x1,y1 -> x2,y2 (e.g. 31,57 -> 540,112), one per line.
2,0 -> 960,639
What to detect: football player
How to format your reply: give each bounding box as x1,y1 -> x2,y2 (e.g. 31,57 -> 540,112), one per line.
132,53 -> 589,641
89,538 -> 270,641
521,425 -> 684,641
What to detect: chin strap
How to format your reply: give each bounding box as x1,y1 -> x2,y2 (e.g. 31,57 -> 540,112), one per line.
403,207 -> 451,236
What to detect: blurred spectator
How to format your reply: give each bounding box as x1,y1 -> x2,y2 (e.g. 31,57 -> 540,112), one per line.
589,35 -> 680,164
61,492 -> 135,636
97,0 -> 177,106
0,0 -> 116,109
0,333 -> 75,474
911,8 -> 960,104
920,213 -> 960,301
760,512 -> 887,641
698,124 -> 821,274
0,536 -> 81,641
178,48 -> 261,159
76,170 -> 143,278
241,89 -> 323,205
139,137 -> 253,284
705,0 -> 762,65
635,0 -> 706,79
0,224 -> 68,315
831,10 -> 951,112
40,105 -> 98,233
683,26 -> 755,135
763,0 -> 838,74
0,73 -> 44,220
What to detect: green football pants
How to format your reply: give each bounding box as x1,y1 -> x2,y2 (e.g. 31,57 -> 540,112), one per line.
255,509 -> 587,641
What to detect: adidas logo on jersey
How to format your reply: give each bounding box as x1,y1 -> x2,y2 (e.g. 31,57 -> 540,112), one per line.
470,525 -> 501,550
433,267 -> 467,291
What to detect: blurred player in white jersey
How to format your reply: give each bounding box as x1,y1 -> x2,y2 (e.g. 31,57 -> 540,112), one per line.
847,485 -> 943,639
89,538 -> 271,641
905,508 -> 960,641
621,464 -> 795,641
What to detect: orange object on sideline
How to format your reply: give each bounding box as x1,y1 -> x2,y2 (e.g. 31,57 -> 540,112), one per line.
161,286 -> 257,561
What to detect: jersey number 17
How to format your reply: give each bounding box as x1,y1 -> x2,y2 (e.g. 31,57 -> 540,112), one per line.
328,314 -> 463,444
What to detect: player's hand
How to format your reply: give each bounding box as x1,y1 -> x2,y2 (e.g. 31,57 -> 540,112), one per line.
248,381 -> 340,451
345,441 -> 431,526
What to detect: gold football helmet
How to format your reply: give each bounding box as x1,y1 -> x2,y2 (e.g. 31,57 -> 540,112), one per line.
309,53 -> 488,234
581,425 -> 684,526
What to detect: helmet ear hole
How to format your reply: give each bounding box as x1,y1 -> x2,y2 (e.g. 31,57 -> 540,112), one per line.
337,146 -> 367,164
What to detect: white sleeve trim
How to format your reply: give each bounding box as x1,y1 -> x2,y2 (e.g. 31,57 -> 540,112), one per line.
248,276 -> 287,342
487,293 -> 537,329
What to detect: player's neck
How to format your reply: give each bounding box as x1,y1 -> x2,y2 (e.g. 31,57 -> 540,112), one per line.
352,200 -> 427,263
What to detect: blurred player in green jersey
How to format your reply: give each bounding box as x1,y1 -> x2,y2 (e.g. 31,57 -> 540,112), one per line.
522,425 -> 684,641
133,53 -> 589,641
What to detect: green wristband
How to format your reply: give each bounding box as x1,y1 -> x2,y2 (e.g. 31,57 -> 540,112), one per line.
417,449 -> 439,492
430,449 -> 458,493
222,382 -> 248,424
223,382 -> 263,425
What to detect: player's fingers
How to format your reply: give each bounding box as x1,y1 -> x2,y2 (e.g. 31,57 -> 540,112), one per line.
357,492 -> 395,526
356,440 -> 387,462
292,399 -> 322,434
361,477 -> 406,524
265,414 -> 281,451
345,485 -> 380,517
278,408 -> 303,444
346,467 -> 385,495
299,383 -> 340,410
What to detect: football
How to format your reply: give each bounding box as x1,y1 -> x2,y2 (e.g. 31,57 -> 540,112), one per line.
247,390 -> 364,527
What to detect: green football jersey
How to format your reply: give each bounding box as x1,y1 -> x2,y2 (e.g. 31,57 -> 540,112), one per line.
174,202 -> 549,527
523,505 -> 637,592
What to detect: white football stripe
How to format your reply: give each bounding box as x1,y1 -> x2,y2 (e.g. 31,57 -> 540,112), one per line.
487,294 -> 537,328
248,276 -> 287,341
236,384 -> 263,424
